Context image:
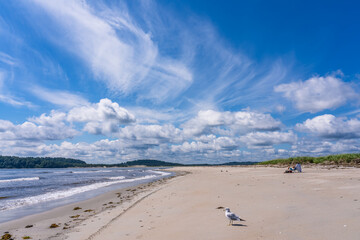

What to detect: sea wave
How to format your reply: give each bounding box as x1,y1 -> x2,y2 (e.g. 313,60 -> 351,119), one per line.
147,170 -> 171,176
0,173 -> 163,211
95,170 -> 113,173
0,177 -> 40,183
108,176 -> 126,180
72,170 -> 113,174
71,171 -> 91,174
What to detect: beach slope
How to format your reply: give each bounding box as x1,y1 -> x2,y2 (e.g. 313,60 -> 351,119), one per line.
89,166 -> 360,240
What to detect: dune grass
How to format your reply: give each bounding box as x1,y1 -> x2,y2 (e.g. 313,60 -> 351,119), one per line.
258,153 -> 360,165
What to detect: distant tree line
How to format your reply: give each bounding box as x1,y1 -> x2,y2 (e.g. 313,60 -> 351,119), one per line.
0,157 -> 185,168
0,156 -> 87,168
258,153 -> 360,165
0,156 -> 258,168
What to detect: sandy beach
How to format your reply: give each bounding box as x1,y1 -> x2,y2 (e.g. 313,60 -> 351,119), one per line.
1,166 -> 360,240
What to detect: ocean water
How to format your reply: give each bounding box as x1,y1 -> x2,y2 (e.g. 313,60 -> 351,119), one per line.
0,167 -> 171,223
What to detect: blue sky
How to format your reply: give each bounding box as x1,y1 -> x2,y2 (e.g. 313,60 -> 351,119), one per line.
0,0 -> 360,163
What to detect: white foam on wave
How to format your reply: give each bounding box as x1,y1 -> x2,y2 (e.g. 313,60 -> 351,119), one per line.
72,170 -> 113,174
147,170 -> 171,176
95,170 -> 113,173
0,177 -> 40,183
0,174 -> 160,211
108,176 -> 126,180
71,171 -> 91,174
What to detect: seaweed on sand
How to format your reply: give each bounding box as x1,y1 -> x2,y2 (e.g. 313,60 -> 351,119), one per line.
1,233 -> 12,240
49,223 -> 60,228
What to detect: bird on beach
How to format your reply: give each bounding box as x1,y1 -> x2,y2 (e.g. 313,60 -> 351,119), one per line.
225,207 -> 245,225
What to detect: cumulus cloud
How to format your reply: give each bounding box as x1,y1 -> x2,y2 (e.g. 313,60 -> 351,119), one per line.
68,98 -> 135,135
117,124 -> 182,143
182,109 -> 281,137
296,114 -> 360,139
29,110 -> 67,126
68,99 -> 135,123
0,117 -> 78,141
127,107 -> 184,124
291,139 -> 360,156
240,131 -> 296,147
0,98 -> 136,142
14,139 -> 168,163
275,73 -> 359,113
0,97 -> 300,163
171,135 -> 238,153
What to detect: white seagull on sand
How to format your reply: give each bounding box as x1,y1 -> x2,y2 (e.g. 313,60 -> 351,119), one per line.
225,207 -> 245,225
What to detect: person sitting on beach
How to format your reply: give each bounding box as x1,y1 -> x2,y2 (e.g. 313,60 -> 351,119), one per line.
284,166 -> 294,173
294,163 -> 302,172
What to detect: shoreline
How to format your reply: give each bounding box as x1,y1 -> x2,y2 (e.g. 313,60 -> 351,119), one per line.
0,170 -> 188,240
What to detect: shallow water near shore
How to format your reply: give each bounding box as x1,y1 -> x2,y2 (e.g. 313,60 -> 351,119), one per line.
0,167 -> 172,223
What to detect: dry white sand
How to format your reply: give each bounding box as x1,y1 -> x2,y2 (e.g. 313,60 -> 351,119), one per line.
1,166 -> 360,240
89,166 -> 360,240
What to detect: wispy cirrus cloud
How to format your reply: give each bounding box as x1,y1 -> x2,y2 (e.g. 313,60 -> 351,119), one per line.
30,0 -> 193,103
29,85 -> 89,108
0,69 -> 33,107
0,52 -> 16,66
25,0 -> 292,111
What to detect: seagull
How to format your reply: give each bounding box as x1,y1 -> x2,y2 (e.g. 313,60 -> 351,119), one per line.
225,207 -> 245,225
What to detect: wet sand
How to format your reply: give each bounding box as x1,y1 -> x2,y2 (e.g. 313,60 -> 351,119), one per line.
1,166 -> 360,240
0,174 -> 181,240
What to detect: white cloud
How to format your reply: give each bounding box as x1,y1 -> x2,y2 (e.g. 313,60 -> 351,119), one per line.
292,139 -> 360,156
275,73 -> 359,113
275,105 -> 286,113
0,98 -> 136,142
240,131 -> 296,147
0,116 -> 78,141
0,52 -> 16,65
171,136 -> 238,153
117,124 -> 183,144
0,120 -> 14,132
4,139 -> 164,163
29,110 -> 67,126
0,70 -> 33,107
22,0 -> 292,112
127,107 -> 184,124
68,98 -> 134,123
182,109 -> 281,137
296,114 -> 360,139
0,95 -> 30,107
31,0 -> 193,103
68,98 -> 135,135
30,85 -> 89,108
